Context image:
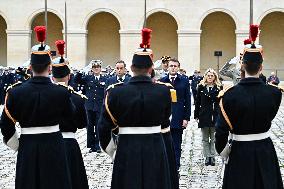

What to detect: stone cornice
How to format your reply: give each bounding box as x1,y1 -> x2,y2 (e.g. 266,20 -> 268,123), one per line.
177,30 -> 202,37
119,30 -> 141,35
6,30 -> 31,36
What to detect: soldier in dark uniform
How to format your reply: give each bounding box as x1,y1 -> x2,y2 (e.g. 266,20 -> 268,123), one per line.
52,40 -> 89,189
189,70 -> 203,105
0,26 -> 74,189
215,25 -> 284,189
74,59 -> 107,153
105,60 -> 131,89
98,28 -> 172,189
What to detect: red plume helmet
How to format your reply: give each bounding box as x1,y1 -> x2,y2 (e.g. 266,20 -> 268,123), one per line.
244,38 -> 252,45
55,40 -> 65,63
140,28 -> 152,49
250,25 -> 259,42
34,26 -> 46,43
55,40 -> 65,56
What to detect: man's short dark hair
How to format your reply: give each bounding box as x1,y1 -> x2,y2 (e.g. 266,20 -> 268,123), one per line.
116,60 -> 126,68
243,61 -> 261,75
31,63 -> 50,74
169,58 -> 180,67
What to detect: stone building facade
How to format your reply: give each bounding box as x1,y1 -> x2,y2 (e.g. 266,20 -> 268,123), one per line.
0,0 -> 284,77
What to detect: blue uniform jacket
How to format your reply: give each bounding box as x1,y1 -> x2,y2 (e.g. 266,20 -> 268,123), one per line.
105,75 -> 131,89
74,73 -> 107,112
160,74 -> 191,129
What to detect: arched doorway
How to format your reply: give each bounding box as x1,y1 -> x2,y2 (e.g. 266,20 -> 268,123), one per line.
0,16 -> 7,66
260,11 -> 284,79
200,12 -> 236,74
146,12 -> 178,62
31,12 -> 63,54
87,12 -> 120,67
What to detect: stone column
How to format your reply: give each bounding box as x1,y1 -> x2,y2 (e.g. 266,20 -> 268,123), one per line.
177,30 -> 201,75
64,29 -> 88,69
6,30 -> 31,67
119,29 -> 141,69
235,30 -> 249,55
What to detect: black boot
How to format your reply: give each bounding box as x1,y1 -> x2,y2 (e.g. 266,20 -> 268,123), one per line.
205,157 -> 210,166
211,157 -> 215,166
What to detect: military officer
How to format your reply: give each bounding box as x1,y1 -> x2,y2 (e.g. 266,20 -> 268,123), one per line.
0,26 -> 74,189
51,40 -> 89,189
215,25 -> 284,189
105,60 -> 131,89
98,28 -> 172,189
74,59 -> 107,153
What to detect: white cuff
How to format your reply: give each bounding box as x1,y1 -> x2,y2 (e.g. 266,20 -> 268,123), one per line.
104,137 -> 117,161
6,131 -> 19,152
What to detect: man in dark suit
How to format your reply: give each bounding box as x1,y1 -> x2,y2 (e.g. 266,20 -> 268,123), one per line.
105,60 -> 131,89
160,58 -> 191,171
74,60 -> 107,153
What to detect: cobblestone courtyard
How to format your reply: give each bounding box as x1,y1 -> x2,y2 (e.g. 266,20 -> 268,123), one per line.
0,104 -> 283,189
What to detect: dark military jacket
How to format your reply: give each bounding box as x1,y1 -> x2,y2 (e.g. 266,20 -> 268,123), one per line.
74,73 -> 107,112
59,90 -> 88,133
215,77 -> 282,153
98,75 -> 172,151
0,76 -> 75,143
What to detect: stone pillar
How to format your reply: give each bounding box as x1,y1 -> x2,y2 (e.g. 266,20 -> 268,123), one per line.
64,29 -> 88,69
119,30 -> 141,69
177,30 -> 201,75
235,30 -> 249,55
6,30 -> 31,67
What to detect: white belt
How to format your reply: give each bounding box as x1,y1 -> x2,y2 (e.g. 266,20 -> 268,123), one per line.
62,132 -> 76,139
21,125 -> 59,135
161,127 -> 170,133
233,132 -> 269,141
119,126 -> 161,134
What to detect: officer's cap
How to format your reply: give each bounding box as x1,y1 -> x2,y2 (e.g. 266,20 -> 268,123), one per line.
91,60 -> 103,68
242,25 -> 263,65
52,40 -> 70,78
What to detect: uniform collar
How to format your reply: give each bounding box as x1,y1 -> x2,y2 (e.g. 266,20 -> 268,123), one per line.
117,75 -> 126,81
128,75 -> 152,83
239,77 -> 264,85
30,76 -> 52,84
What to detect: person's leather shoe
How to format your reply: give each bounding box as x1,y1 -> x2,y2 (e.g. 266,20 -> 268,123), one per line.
96,149 -> 102,153
89,149 -> 96,153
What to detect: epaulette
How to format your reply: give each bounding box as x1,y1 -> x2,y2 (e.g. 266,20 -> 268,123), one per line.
106,82 -> 124,91
6,81 -> 22,92
56,83 -> 74,93
268,83 -> 284,92
155,81 -> 174,88
155,81 -> 177,102
217,84 -> 234,98
73,90 -> 88,100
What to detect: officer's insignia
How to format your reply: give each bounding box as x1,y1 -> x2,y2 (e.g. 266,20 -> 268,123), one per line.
56,83 -> 74,93
6,81 -> 22,92
100,82 -> 105,85
106,82 -> 124,91
268,83 -> 284,92
73,90 -> 88,99
155,81 -> 174,88
217,85 -> 234,98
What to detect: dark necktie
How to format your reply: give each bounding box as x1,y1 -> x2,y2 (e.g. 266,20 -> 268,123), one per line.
171,77 -> 175,84
118,78 -> 123,82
